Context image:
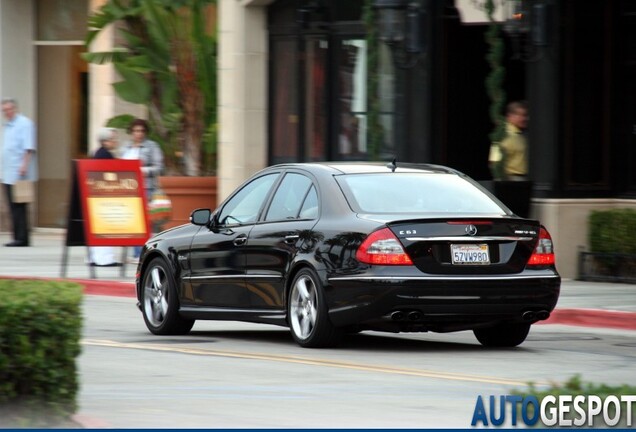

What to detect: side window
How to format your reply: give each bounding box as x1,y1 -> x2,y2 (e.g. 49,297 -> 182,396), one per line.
265,173 -> 312,221
298,185 -> 318,219
218,173 -> 279,225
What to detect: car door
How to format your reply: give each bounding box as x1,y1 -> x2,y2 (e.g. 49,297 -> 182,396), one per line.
245,172 -> 320,309
188,172 -> 280,308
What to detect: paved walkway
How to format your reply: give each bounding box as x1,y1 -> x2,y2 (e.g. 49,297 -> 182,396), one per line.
1,229 -> 635,330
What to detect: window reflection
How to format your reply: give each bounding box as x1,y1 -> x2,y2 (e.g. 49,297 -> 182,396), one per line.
304,39 -> 328,161
268,2 -> 396,164
218,174 -> 279,225
377,44 -> 396,159
338,39 -> 367,159
271,39 -> 299,163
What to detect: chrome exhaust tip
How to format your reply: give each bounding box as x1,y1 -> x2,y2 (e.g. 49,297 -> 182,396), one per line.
391,311 -> 406,321
408,311 -> 423,321
522,311 -> 536,321
536,310 -> 550,320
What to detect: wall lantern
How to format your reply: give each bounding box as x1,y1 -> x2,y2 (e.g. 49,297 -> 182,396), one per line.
503,0 -> 550,57
503,0 -> 530,36
373,0 -> 426,68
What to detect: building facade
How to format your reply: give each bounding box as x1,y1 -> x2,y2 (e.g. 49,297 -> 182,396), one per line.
1,0 -> 634,278
219,0 -> 636,278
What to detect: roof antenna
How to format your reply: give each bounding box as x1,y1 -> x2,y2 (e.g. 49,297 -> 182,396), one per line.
386,158 -> 397,172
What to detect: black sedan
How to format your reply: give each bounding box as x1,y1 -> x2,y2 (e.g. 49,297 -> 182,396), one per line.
136,162 -> 560,348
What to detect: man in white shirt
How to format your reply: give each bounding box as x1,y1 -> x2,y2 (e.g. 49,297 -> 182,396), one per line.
2,98 -> 37,247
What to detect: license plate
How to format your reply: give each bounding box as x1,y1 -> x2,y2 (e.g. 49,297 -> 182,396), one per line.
451,244 -> 490,265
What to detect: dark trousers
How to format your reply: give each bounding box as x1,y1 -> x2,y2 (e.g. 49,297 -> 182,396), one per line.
3,183 -> 29,244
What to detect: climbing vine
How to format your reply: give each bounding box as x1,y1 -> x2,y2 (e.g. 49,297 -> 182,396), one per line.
484,0 -> 506,143
363,0 -> 383,161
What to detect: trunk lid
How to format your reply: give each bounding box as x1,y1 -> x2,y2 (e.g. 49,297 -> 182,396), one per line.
386,217 -> 540,274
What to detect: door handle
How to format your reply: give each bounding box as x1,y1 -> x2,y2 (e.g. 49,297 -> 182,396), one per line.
284,234 -> 299,244
233,234 -> 248,246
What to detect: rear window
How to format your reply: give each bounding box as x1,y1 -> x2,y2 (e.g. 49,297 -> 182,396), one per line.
336,173 -> 506,214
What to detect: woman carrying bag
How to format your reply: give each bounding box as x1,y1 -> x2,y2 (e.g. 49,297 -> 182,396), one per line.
121,119 -> 164,262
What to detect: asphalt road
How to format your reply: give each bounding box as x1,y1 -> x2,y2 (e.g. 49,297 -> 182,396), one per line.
77,295 -> 636,428
1,230 -> 634,427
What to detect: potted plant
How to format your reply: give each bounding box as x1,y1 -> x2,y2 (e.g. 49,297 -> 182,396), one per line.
579,209 -> 636,283
84,0 -> 218,228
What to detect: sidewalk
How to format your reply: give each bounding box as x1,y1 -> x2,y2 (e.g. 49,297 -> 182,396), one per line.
1,229 -> 635,330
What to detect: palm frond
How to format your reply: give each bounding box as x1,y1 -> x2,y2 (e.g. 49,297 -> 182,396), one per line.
105,114 -> 136,129
81,49 -> 130,65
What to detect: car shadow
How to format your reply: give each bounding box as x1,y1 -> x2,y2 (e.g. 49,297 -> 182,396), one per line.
140,328 -> 534,353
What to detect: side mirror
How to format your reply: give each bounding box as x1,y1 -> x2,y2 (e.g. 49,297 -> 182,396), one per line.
190,208 -> 212,226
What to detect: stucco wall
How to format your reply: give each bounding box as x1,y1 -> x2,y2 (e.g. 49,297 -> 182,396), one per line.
532,199 -> 636,279
0,0 -> 35,230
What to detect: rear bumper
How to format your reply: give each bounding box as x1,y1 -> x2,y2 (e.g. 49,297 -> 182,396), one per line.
325,272 -> 561,332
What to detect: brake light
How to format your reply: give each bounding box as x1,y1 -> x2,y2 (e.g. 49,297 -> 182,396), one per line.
356,228 -> 413,265
447,221 -> 493,225
528,227 -> 555,266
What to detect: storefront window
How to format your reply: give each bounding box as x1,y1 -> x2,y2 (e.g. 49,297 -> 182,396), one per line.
337,39 -> 367,159
269,0 -> 397,164
304,39 -> 328,161
271,39 -> 299,163
377,43 -> 396,159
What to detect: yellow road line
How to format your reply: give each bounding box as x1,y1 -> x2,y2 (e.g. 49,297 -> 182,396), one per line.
82,338 -> 535,386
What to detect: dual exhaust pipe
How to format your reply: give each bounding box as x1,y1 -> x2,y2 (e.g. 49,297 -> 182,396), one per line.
390,309 -> 551,322
522,310 -> 550,321
391,310 -> 422,321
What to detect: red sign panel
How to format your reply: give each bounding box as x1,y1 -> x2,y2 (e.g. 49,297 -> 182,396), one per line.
76,159 -> 150,246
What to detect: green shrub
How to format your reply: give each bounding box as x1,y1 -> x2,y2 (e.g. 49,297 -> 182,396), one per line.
519,374 -> 636,401
0,279 -> 83,426
515,375 -> 636,428
589,208 -> 636,254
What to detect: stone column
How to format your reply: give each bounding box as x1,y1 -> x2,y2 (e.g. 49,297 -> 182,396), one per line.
218,0 -> 270,201
88,0 -> 145,155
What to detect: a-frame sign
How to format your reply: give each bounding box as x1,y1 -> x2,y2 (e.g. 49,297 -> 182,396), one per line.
61,159 -> 151,278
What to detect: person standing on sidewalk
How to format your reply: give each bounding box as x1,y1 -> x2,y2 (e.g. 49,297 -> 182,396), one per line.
120,119 -> 164,262
1,98 -> 37,247
89,127 -> 120,266
500,100 -> 529,181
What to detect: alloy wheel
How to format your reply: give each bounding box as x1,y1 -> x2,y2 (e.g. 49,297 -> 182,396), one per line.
143,265 -> 169,328
289,275 -> 318,340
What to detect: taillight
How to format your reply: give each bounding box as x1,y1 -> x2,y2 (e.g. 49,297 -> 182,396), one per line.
528,227 -> 555,266
356,228 -> 413,265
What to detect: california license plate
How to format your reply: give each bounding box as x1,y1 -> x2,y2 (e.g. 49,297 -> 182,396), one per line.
451,244 -> 490,265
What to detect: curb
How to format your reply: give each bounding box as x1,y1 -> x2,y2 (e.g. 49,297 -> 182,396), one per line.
0,275 -> 136,298
543,308 -> 636,331
71,413 -> 111,429
75,278 -> 136,298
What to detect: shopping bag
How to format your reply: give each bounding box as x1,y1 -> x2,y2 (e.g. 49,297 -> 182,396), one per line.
13,180 -> 35,203
148,188 -> 172,223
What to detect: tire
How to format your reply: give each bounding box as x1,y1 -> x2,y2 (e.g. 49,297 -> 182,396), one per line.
473,322 -> 531,347
288,268 -> 341,348
141,257 -> 194,335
